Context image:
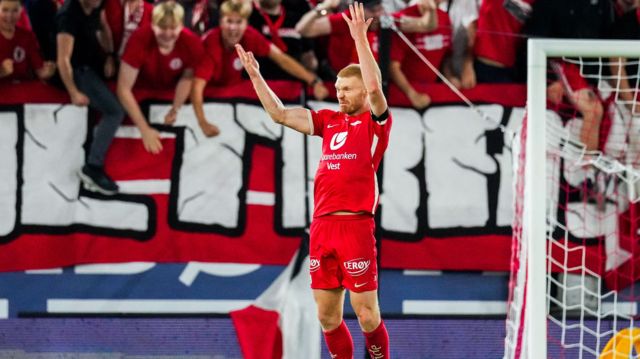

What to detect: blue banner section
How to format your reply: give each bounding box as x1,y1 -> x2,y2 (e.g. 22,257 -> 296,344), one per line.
0,263 -> 509,318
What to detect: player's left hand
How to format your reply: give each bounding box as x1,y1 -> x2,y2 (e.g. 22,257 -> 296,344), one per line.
341,2 -> 372,40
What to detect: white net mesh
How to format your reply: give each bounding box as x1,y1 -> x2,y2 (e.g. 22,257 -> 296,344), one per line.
505,48 -> 640,359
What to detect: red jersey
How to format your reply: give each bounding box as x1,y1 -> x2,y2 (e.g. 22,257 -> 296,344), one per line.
391,6 -> 452,83
196,26 -> 272,85
327,11 -> 378,72
474,0 -> 534,67
104,0 -> 152,56
309,109 -> 392,217
0,27 -> 44,82
121,25 -> 204,89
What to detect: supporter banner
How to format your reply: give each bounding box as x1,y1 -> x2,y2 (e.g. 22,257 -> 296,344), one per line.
0,81 -> 526,272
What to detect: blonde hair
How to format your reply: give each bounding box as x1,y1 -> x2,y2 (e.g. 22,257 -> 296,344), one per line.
337,64 -> 363,81
152,1 -> 185,28
220,0 -> 252,19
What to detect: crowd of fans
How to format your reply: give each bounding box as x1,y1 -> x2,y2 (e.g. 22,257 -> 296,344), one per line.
0,0 -> 638,193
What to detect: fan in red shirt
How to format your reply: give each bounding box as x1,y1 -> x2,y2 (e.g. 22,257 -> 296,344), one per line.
103,0 -> 152,57
295,0 -> 439,75
238,3 -> 392,358
390,0 -> 452,109
191,0 -> 329,137
117,1 -> 209,153
0,0 -> 55,81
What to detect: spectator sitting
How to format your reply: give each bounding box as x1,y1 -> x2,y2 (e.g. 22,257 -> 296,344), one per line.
295,0 -> 437,75
117,1 -> 215,147
249,0 -> 318,80
0,0 -> 55,81
104,0 -> 152,58
390,0 -> 452,109
56,0 -> 124,194
192,0 -> 329,134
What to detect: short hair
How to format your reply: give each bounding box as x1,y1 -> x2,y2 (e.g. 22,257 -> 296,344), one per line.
337,64 -> 363,81
152,1 -> 184,28
0,0 -> 22,5
220,0 -> 252,19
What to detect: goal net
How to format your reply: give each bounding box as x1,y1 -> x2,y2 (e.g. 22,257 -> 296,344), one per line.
504,39 -> 640,359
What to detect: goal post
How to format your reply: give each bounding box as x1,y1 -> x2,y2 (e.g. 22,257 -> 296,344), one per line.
508,39 -> 640,359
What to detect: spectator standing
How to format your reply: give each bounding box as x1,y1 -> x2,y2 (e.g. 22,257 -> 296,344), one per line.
390,0 -> 452,109
103,0 -> 152,57
249,0 -> 318,80
438,0 -> 478,88
192,0 -> 329,135
56,0 -> 124,194
525,0 -> 615,151
0,0 -> 55,81
118,1 -> 214,146
473,0 -> 533,83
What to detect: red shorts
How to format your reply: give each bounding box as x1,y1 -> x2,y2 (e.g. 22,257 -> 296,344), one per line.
309,214 -> 378,293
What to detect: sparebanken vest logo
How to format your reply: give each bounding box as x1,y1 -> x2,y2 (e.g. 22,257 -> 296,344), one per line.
330,131 -> 348,150
343,258 -> 370,276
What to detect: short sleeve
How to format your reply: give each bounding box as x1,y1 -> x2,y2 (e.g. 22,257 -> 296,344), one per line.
195,53 -> 215,81
56,10 -> 78,36
120,27 -> 146,69
310,109 -> 330,137
182,30 -> 205,69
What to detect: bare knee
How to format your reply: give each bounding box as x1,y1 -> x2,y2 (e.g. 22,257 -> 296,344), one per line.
317,308 -> 342,331
354,304 -> 381,332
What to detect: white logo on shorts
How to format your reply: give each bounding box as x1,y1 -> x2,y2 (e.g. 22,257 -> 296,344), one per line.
309,257 -> 320,272
343,258 -> 370,277
169,58 -> 183,70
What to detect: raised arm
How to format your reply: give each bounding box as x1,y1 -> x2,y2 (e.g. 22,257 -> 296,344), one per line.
342,2 -> 387,116
236,44 -> 312,135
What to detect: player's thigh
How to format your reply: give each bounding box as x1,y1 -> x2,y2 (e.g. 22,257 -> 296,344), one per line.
313,287 -> 346,316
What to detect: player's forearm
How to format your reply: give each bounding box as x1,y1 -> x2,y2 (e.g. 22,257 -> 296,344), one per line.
354,33 -> 382,93
400,10 -> 437,33
249,73 -> 286,123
